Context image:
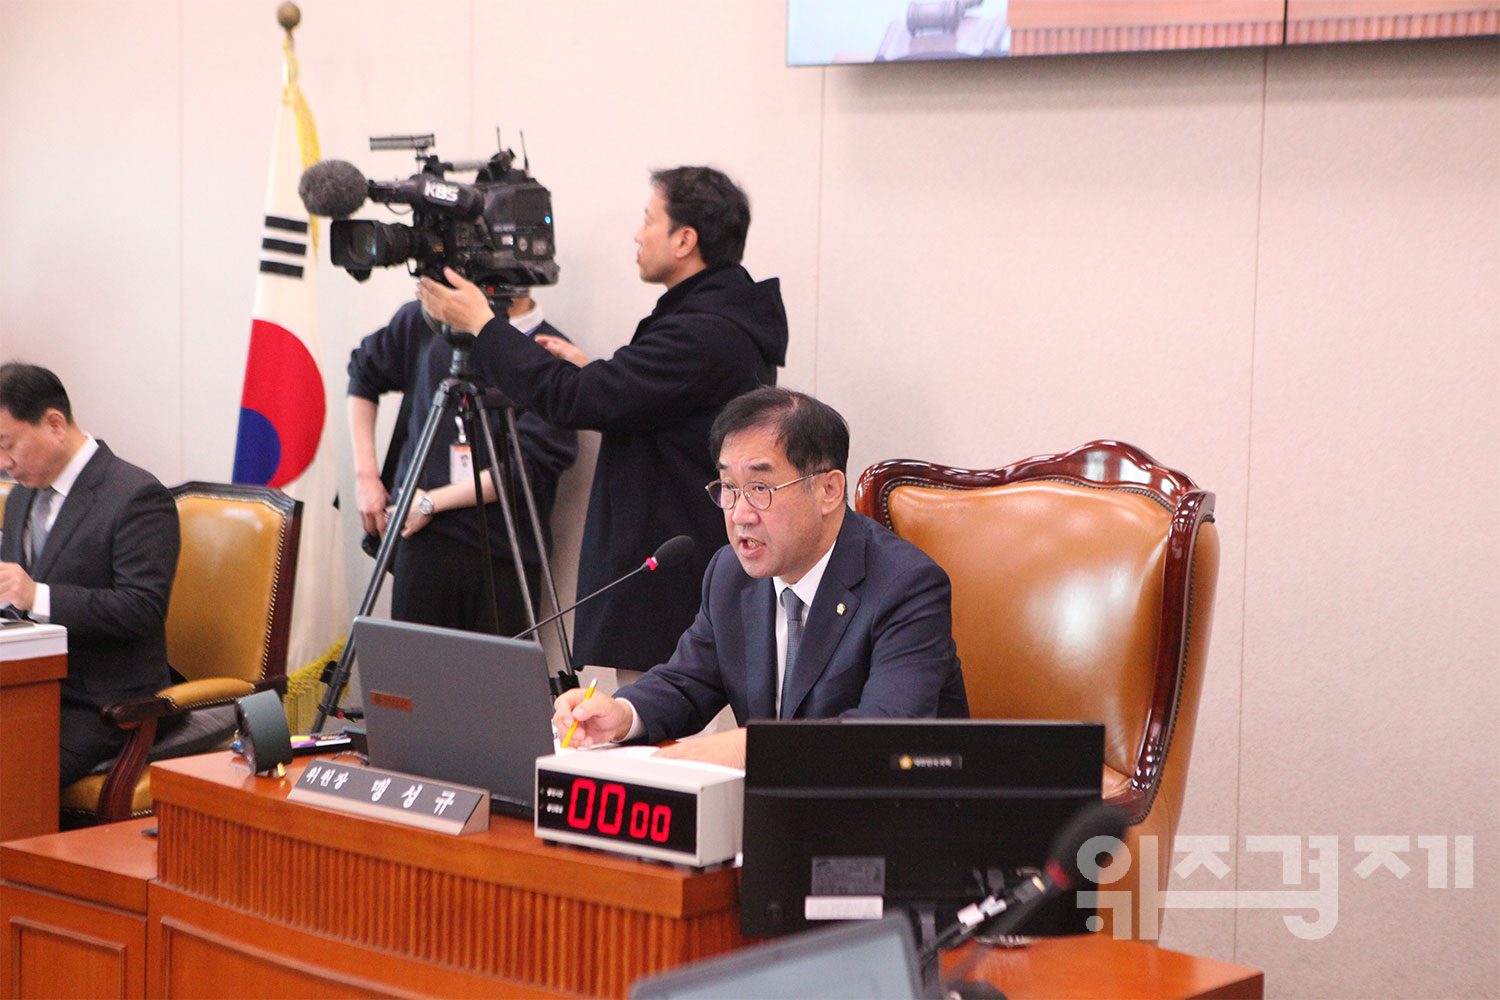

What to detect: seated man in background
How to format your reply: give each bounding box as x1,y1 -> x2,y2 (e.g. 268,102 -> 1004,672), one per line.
347,292 -> 577,635
552,386 -> 968,768
0,362 -> 180,787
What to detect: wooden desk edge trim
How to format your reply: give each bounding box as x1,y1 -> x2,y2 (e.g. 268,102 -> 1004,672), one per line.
945,937 -> 1265,1000
0,827 -> 156,914
0,878 -> 149,924
0,653 -> 67,686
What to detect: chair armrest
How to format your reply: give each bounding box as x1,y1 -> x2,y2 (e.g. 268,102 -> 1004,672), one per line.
101,679 -> 257,727
1105,786 -> 1150,823
83,718 -> 160,824
157,678 -> 257,710
80,676 -> 281,824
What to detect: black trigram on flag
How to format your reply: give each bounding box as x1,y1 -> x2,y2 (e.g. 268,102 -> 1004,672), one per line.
260,215 -> 308,278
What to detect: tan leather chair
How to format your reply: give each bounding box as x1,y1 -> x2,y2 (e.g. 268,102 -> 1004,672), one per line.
854,441 -> 1218,938
61,482 -> 302,824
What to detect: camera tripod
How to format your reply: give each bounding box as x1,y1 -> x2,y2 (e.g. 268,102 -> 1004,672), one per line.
311,316 -> 576,732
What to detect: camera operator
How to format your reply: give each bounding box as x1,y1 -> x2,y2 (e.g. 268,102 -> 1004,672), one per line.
347,292 -> 578,634
415,166 -> 788,677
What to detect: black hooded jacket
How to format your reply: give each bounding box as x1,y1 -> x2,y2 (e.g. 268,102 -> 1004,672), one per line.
471,264 -> 789,669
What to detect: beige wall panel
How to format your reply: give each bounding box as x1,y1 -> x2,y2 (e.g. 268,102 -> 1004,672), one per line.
0,1 -> 183,483
179,1 -> 290,486
1239,38 -> 1499,998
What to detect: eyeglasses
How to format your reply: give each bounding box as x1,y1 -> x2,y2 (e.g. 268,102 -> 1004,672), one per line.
705,471 -> 829,511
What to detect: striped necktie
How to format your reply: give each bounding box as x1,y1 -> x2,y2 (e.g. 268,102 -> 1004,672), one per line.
26,488 -> 57,569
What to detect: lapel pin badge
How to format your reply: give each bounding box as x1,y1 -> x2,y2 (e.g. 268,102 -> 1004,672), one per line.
836,603 -> 846,615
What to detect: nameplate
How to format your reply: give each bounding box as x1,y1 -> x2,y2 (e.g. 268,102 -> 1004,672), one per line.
288,761 -> 490,835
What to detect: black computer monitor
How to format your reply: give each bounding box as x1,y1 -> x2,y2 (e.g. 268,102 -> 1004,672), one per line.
740,719 -> 1105,939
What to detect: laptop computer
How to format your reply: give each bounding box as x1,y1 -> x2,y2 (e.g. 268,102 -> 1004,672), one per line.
352,616 -> 558,817
629,913 -> 923,1000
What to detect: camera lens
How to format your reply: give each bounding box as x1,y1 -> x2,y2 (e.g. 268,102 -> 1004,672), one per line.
352,226 -> 380,264
331,220 -> 420,269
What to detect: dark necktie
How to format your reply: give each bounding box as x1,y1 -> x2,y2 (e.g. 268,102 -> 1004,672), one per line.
26,488 -> 57,569
779,589 -> 805,718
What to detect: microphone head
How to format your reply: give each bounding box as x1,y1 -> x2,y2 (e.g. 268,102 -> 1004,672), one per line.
647,534 -> 695,571
1047,801 -> 1129,889
299,159 -> 369,217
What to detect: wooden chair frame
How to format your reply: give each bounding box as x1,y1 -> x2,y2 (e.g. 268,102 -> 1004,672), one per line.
854,440 -> 1215,826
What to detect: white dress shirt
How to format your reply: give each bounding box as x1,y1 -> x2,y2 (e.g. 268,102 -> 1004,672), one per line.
28,435 -> 99,621
617,534 -> 839,741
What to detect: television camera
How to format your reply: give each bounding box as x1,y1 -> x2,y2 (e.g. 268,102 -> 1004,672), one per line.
299,133 -> 558,301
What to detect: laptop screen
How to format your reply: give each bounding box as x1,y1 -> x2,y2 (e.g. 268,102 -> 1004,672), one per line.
352,616 -> 558,816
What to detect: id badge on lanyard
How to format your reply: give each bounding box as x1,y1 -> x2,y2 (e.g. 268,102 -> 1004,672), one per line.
449,415 -> 473,485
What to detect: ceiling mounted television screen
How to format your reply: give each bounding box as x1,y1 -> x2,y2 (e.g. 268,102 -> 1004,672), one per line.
787,0 -> 1500,65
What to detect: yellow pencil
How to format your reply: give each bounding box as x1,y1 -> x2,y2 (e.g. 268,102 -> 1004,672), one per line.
561,678 -> 598,749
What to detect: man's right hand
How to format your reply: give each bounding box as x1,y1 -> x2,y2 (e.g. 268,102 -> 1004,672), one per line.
552,688 -> 633,749
416,269 -> 497,335
355,472 -> 390,536
0,561 -> 37,611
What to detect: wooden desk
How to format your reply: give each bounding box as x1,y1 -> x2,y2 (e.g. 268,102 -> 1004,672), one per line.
148,753 -> 741,998
0,818 -> 156,999
946,934 -> 1263,999
2,751 -> 1264,999
0,625 -> 67,841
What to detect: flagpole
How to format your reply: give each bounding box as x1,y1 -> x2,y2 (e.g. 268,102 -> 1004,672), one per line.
234,2 -> 351,733
277,2 -> 299,30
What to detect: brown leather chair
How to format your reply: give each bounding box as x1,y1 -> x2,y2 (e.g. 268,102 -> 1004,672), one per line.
60,481 -> 302,824
854,441 -> 1219,938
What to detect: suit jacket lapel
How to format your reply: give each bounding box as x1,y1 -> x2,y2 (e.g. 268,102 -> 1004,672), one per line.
32,445 -> 109,579
1,484 -> 33,564
781,511 -> 864,719
743,577 -> 777,719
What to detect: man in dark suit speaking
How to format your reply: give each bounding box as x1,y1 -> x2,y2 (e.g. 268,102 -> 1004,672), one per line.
0,362 -> 180,786
552,387 -> 968,768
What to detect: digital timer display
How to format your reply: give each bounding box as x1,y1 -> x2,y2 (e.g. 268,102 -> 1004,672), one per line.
536,771 -> 699,856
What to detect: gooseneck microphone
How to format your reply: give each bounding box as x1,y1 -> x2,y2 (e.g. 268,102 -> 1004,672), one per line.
512,535 -> 695,642
298,159 -> 369,217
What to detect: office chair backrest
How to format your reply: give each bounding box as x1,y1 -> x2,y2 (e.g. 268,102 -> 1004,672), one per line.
856,441 -> 1219,935
883,479 -> 1179,775
167,482 -> 301,685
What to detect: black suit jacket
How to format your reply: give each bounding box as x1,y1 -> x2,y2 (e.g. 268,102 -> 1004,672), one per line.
1,443 -> 179,707
617,509 -> 969,744
470,265 -> 789,670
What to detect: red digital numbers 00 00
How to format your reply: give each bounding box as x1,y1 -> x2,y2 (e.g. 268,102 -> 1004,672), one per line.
564,777 -> 672,843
